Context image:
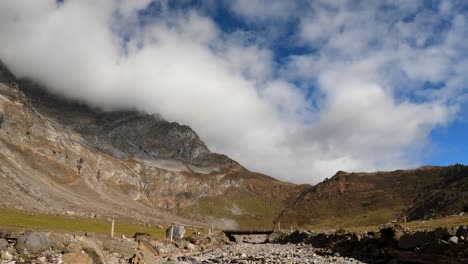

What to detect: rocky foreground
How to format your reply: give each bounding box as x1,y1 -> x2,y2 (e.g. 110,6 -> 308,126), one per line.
1,223 -> 468,264
0,230 -> 364,264
178,243 -> 363,264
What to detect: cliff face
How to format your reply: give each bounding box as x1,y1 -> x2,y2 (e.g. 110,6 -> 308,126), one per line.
0,64 -> 298,229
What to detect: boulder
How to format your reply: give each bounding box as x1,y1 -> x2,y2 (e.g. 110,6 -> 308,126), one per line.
49,233 -> 71,252
421,239 -> 449,255
62,252 -> 93,264
134,240 -> 160,263
103,238 -> 138,259
0,238 -> 9,251
166,225 -> 185,240
79,237 -> 105,264
185,243 -> 195,251
433,227 -> 452,240
134,232 -> 151,242
1,251 -> 13,261
16,232 -> 51,254
63,241 -> 83,253
456,225 -> 467,237
448,236 -> 458,244
380,224 -> 404,242
398,232 -> 431,250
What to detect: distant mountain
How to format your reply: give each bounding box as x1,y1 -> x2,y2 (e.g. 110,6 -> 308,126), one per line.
277,165 -> 468,229
1,60 -> 466,230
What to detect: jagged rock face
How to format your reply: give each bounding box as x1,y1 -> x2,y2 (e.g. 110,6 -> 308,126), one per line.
18,79 -> 236,169
0,63 -> 295,229
105,115 -> 211,163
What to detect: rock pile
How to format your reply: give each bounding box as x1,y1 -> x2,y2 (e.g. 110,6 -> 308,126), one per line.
176,243 -> 364,264
274,224 -> 468,263
0,228 -> 224,264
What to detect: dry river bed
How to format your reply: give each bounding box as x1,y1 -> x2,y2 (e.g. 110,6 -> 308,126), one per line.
173,243 -> 365,264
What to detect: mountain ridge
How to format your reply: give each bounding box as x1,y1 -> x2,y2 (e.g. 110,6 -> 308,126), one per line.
0,60 -> 467,230
0,62 -> 301,229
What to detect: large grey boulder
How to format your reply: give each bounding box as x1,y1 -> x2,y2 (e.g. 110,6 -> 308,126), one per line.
16,232 -> 51,254
166,225 -> 186,240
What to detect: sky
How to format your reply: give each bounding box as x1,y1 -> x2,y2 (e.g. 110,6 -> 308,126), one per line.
0,0 -> 467,184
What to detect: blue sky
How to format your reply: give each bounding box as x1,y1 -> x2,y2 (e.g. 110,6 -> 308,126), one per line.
0,0 -> 467,183
134,0 -> 468,168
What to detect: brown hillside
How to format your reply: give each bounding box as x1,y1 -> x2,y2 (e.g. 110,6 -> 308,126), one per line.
277,165 -> 468,229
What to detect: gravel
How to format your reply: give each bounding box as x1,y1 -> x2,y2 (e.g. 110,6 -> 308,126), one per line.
175,243 -> 366,264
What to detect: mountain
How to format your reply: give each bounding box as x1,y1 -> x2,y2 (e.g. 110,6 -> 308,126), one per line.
1,60 -> 467,231
277,165 -> 468,229
0,61 -> 302,229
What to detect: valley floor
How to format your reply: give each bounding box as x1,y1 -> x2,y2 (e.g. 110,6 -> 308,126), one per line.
178,243 -> 364,264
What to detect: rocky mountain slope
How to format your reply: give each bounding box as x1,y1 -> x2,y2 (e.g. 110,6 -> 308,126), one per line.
0,61 -> 301,229
1,59 -> 467,231
277,165 -> 468,228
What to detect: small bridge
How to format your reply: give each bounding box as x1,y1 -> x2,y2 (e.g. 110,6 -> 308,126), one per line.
222,230 -> 274,242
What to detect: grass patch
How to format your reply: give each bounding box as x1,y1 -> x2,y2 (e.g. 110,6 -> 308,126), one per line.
402,215 -> 468,230
176,189 -> 283,230
306,214 -> 468,233
0,207 -> 207,238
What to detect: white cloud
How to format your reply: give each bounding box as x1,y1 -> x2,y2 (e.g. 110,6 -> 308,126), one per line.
0,0 -> 466,183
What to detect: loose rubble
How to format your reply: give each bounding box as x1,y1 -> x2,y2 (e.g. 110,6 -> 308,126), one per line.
2,224 -> 468,263
274,224 -> 468,264
0,228 -> 224,264
176,243 -> 364,264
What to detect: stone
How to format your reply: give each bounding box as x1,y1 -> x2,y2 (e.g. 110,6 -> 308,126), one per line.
103,238 -> 138,259
62,252 -> 93,264
398,232 -> 431,250
186,243 -> 195,251
134,232 -> 151,242
106,255 -> 128,264
16,232 -> 51,254
37,256 -> 47,264
380,224 -> 404,242
1,251 -> 13,261
421,239 -> 449,255
449,236 -> 458,244
166,225 -> 186,240
137,240 -> 160,263
433,228 -> 451,240
456,225 -> 467,237
63,241 -> 83,253
0,238 -> 9,250
49,233 -> 71,252
79,237 -> 105,264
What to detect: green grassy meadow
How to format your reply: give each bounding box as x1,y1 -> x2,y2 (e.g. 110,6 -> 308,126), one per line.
0,207 -> 206,238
